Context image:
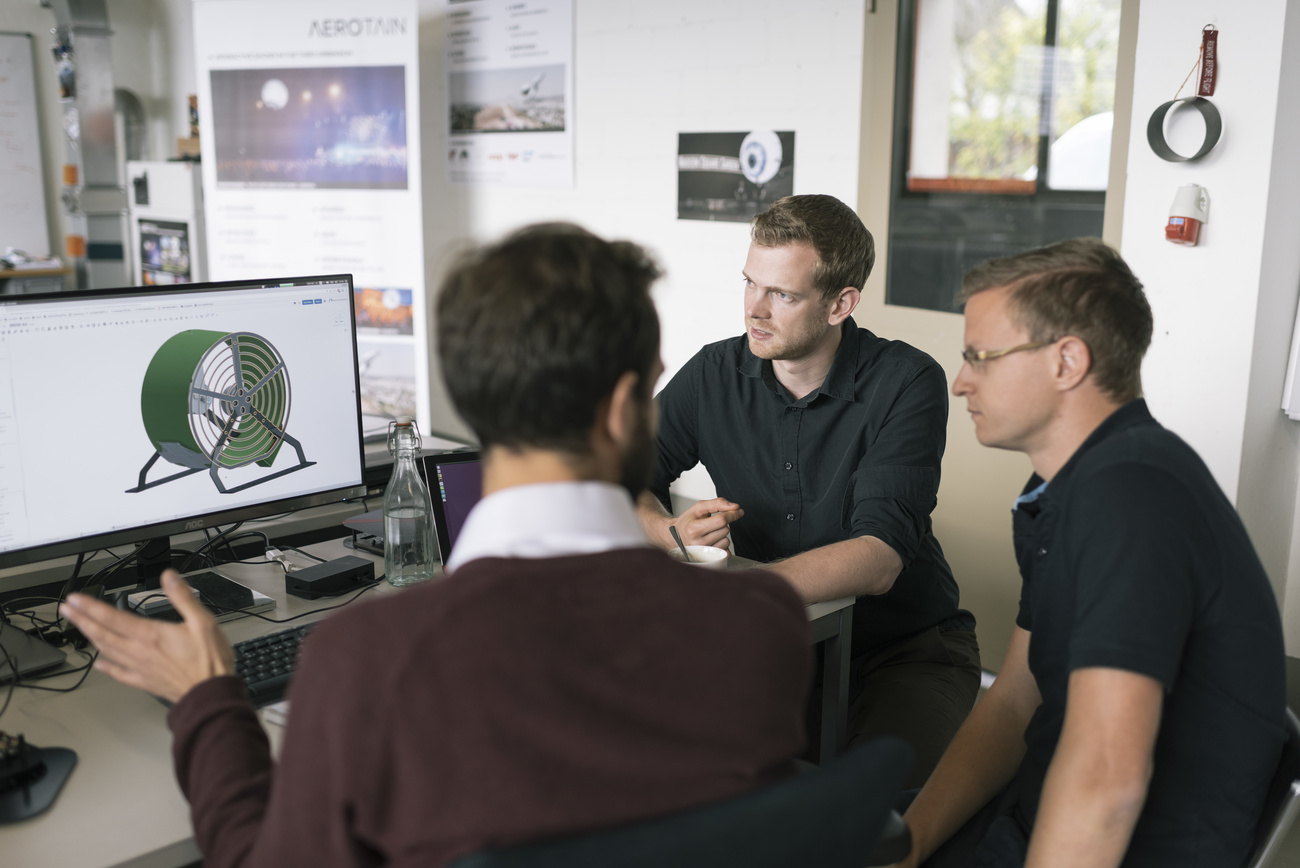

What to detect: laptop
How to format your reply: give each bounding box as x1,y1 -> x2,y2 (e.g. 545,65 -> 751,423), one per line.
425,450 -> 483,564
0,621 -> 67,683
342,450 -> 483,566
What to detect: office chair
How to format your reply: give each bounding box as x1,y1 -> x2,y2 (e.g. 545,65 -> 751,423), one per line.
1247,707 -> 1300,868
449,737 -> 913,868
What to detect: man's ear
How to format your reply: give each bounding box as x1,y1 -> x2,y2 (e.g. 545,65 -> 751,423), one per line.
828,287 -> 860,326
601,370 -> 641,447
1054,336 -> 1093,391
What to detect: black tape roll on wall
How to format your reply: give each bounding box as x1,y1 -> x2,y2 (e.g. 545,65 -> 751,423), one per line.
1147,96 -> 1222,162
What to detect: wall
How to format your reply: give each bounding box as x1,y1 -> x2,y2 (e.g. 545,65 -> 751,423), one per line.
105,0 -> 186,164
1119,0 -> 1300,650
0,1 -> 198,275
0,2 -> 63,261
856,1 -> 1030,671
418,0 -> 868,450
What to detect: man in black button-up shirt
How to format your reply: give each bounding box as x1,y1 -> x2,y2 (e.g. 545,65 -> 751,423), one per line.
638,195 -> 979,786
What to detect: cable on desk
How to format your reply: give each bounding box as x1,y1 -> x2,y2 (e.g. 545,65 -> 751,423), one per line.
56,550 -> 88,603
220,531 -> 273,563
0,620 -> 91,725
282,546 -> 328,563
222,556 -> 290,574
0,620 -> 17,721
220,580 -> 383,625
13,649 -> 99,693
182,524 -> 239,572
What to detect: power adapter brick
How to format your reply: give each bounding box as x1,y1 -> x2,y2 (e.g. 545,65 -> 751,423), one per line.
285,556 -> 376,600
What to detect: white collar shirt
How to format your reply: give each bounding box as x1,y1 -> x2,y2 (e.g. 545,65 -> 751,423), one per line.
445,480 -> 650,573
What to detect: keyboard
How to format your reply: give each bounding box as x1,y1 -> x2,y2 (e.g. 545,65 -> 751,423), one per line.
233,623 -> 315,707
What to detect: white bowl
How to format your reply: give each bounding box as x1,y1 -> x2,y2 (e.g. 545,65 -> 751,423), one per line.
667,545 -> 729,568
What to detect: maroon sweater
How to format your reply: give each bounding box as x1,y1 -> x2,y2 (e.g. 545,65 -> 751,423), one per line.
167,548 -> 811,867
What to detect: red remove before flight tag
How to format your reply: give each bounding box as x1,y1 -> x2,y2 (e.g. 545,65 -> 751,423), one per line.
1198,27 -> 1218,97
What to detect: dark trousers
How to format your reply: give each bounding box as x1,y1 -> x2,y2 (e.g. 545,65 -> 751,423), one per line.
807,627 -> 982,789
897,782 -> 1029,868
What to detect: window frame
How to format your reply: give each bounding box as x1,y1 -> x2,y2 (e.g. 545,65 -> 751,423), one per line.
884,0 -> 1111,313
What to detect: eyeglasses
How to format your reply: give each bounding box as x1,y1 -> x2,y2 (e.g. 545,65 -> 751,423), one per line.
960,340 -> 1055,371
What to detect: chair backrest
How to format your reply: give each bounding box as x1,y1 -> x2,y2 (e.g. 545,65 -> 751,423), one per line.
450,738 -> 913,868
1247,707 -> 1300,868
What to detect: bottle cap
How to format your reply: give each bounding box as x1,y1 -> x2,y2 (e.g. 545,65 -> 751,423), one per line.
394,415 -> 414,425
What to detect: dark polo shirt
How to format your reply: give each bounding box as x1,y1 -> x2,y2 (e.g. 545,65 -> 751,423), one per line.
651,316 -> 972,658
1011,399 -> 1285,866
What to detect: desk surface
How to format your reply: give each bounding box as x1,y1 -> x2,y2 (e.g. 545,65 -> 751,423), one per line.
0,266 -> 70,279
0,540 -> 851,868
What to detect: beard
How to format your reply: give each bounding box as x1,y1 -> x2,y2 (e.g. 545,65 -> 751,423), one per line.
745,309 -> 835,361
617,401 -> 657,501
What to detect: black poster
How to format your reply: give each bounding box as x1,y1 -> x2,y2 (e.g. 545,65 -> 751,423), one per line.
677,130 -> 795,223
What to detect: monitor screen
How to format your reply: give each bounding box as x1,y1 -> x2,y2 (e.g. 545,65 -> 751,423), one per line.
0,275 -> 367,571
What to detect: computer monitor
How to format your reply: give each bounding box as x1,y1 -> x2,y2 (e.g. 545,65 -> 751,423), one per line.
0,274 -> 368,587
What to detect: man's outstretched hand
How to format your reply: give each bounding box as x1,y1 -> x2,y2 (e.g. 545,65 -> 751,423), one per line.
61,569 -> 235,704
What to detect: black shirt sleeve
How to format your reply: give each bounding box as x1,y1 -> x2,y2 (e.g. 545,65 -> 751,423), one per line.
845,360 -> 948,566
1063,462 -> 1200,689
650,351 -> 704,512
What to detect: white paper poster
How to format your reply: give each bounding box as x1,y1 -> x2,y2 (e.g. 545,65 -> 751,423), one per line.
193,0 -> 427,435
445,0 -> 575,188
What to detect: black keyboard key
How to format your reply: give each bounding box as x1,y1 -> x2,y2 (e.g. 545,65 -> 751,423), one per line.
232,623 -> 316,707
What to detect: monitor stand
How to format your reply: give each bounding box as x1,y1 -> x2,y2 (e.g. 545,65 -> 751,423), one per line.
136,536 -> 173,590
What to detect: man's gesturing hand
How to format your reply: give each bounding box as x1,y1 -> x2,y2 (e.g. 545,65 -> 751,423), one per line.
672,497 -> 744,550
61,569 -> 236,704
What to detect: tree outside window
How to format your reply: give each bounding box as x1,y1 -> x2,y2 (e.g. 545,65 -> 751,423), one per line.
886,0 -> 1121,312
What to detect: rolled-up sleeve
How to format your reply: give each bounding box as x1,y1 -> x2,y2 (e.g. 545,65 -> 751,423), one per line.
845,361 -> 948,566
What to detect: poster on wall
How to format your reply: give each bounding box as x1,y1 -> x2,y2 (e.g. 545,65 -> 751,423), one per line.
677,131 -> 796,223
444,0 -> 574,188
193,0 -> 428,437
138,219 -> 192,285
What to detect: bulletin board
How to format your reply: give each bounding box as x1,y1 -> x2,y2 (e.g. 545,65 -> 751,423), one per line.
0,32 -> 49,257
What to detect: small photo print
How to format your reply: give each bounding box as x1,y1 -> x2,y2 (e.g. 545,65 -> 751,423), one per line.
357,338 -> 417,425
211,66 -> 408,189
354,287 -> 413,335
139,219 -> 191,285
677,130 -> 795,223
449,63 -> 566,133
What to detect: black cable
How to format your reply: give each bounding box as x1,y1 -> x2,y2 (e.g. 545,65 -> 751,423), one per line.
125,593 -> 170,615
282,546 -> 328,563
15,650 -> 98,692
219,556 -> 290,574
0,621 -> 18,721
1,608 -> 59,632
214,531 -> 272,561
0,595 -> 66,610
180,523 -> 244,573
56,550 -> 88,603
213,580 -> 382,625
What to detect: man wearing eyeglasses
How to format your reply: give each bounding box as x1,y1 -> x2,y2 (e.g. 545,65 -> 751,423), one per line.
895,238 -> 1286,868
637,194 -> 980,787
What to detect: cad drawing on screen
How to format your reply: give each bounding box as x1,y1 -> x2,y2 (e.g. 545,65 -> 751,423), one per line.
128,330 -> 315,495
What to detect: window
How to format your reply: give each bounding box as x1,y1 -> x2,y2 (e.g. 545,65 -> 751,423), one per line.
886,0 -> 1121,312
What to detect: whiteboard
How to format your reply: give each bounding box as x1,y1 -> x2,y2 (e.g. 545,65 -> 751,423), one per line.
0,32 -> 49,257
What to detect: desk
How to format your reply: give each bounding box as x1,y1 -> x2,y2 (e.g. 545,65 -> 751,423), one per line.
0,540 -> 853,868
0,266 -> 69,294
